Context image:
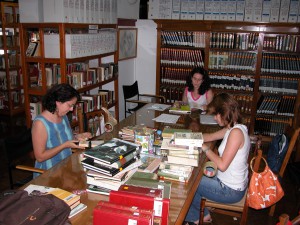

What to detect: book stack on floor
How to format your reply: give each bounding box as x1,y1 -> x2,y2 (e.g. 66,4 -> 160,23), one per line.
157,161 -> 194,183
81,138 -> 142,195
24,184 -> 87,219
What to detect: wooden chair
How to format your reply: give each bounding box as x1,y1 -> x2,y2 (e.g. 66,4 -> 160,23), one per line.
268,127 -> 300,216
199,150 -> 263,225
4,128 -> 45,189
77,107 -> 109,136
123,81 -> 166,118
278,214 -> 300,225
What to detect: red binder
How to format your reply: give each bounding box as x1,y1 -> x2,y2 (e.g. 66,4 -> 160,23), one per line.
109,190 -> 169,225
93,204 -> 153,225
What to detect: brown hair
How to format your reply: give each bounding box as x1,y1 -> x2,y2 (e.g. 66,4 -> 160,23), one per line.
207,93 -> 242,128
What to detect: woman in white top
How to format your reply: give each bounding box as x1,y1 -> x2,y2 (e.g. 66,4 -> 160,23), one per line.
182,67 -> 214,111
184,93 -> 251,224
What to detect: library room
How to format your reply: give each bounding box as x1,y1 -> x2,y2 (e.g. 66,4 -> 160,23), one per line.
0,0 -> 299,225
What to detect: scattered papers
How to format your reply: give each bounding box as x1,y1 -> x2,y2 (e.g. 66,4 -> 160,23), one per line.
152,114 -> 180,124
200,114 -> 218,125
147,104 -> 171,111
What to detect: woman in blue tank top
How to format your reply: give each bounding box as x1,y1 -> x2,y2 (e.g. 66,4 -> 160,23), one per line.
32,83 -> 92,178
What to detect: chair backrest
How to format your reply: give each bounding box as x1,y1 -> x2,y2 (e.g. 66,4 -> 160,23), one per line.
123,81 -> 139,100
77,107 -> 108,136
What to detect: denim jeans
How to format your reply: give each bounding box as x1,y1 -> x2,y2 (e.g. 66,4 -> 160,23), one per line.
185,175 -> 246,222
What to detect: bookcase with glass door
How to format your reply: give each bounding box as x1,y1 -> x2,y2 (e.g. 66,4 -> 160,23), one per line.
19,23 -> 119,129
0,2 -> 23,116
154,20 -> 300,140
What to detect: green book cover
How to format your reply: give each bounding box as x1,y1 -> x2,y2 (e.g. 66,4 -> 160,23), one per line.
125,176 -> 172,199
83,138 -> 139,164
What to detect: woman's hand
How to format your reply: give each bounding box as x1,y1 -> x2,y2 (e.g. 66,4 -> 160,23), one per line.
66,140 -> 85,150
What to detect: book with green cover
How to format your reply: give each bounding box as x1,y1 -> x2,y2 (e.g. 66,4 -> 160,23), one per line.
125,172 -> 172,199
169,104 -> 191,114
83,138 -> 140,164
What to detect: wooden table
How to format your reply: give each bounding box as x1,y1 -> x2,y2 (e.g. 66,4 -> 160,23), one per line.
22,104 -> 219,225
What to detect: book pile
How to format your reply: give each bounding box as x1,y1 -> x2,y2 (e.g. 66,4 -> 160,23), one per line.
24,184 -> 87,219
160,138 -> 200,167
94,171 -> 172,225
169,101 -> 191,114
119,125 -> 156,142
81,138 -> 142,195
157,161 -> 194,183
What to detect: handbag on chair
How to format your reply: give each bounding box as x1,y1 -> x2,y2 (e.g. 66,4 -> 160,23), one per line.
247,156 -> 284,210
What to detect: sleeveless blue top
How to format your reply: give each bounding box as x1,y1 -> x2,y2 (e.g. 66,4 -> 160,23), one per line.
33,115 -> 73,178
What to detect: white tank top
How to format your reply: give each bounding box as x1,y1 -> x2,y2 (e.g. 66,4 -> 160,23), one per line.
185,87 -> 207,109
217,124 -> 250,191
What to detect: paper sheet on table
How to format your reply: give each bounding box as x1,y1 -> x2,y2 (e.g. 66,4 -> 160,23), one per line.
147,104 -> 171,111
200,114 -> 218,125
152,113 -> 180,124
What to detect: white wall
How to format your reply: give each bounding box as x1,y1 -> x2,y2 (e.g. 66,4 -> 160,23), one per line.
118,20 -> 157,121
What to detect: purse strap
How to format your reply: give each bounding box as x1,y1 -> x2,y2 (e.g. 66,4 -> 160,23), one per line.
250,155 -> 267,172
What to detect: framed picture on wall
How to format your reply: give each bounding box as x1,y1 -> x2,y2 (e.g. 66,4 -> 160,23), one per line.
118,28 -> 137,61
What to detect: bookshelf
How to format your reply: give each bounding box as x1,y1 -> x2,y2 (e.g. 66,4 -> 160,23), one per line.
0,2 -> 23,116
154,20 -> 300,138
19,22 -> 119,128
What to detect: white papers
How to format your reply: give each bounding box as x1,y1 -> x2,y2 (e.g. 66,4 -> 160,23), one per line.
200,114 -> 218,125
147,104 -> 171,111
152,114 -> 180,124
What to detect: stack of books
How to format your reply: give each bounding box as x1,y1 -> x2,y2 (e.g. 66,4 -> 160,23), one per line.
93,171 -> 172,224
160,138 -> 200,167
24,184 -> 87,219
81,138 -> 142,195
157,161 -> 194,183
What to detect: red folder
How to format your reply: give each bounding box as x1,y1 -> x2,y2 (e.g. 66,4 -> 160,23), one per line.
93,204 -> 152,225
109,190 -> 169,225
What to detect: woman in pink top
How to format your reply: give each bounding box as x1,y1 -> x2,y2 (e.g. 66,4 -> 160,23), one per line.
182,67 -> 214,111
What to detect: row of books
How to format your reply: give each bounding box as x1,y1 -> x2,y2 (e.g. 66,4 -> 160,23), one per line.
159,86 -> 184,104
0,52 -> 20,69
149,0 -> 300,23
208,51 -> 257,71
160,67 -> 190,86
24,184 -> 87,219
160,48 -> 204,68
161,31 -> 206,48
43,31 -> 117,59
20,0 -> 117,24
79,90 -> 114,112
257,95 -> 296,116
261,53 -> 300,75
259,76 -> 298,94
210,32 -> 259,50
263,34 -> 300,52
254,116 -> 291,137
0,91 -> 23,110
209,72 -> 255,92
233,94 -> 253,114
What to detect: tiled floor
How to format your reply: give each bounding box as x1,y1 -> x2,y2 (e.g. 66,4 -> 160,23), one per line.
0,117 -> 299,225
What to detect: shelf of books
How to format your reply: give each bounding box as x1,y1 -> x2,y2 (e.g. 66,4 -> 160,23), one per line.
0,2 -> 23,116
154,20 -> 300,139
19,22 -> 119,128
